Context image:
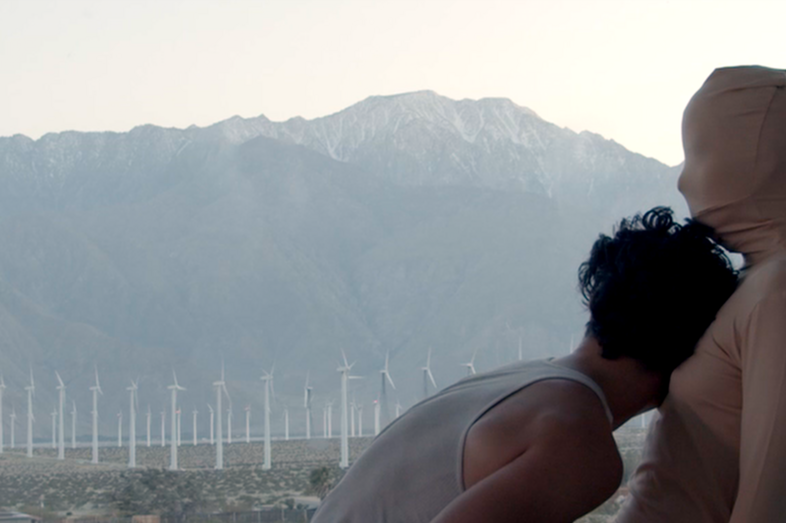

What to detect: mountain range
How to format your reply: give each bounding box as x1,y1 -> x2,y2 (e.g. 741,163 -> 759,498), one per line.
0,91 -> 685,437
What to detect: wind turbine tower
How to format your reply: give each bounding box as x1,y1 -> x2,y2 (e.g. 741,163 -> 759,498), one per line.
373,400 -> 380,436
127,380 -> 138,468
160,410 -> 165,447
146,405 -> 151,447
25,369 -> 35,458
176,408 -> 181,446
193,408 -> 198,446
421,348 -> 438,399
260,366 -> 274,470
327,401 -> 333,438
207,404 -> 214,444
227,405 -> 232,444
50,408 -> 56,448
350,399 -> 356,438
338,350 -> 362,469
90,367 -> 102,464
213,363 -> 230,470
0,376 -> 5,453
71,401 -> 76,449
379,351 -> 396,427
304,372 -> 313,440
357,404 -> 363,437
244,405 -> 250,444
168,371 -> 185,471
10,408 -> 16,449
55,371 -> 65,460
117,411 -> 122,447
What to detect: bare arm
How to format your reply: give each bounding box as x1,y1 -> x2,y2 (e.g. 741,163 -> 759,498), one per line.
432,390 -> 622,523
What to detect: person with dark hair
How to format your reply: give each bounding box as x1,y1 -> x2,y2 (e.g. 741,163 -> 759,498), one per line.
311,206 -> 737,523
618,66 -> 786,523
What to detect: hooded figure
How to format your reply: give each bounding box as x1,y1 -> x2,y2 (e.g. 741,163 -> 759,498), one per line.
619,66 -> 786,523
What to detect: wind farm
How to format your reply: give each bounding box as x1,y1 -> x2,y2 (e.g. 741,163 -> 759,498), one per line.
0,347 -> 649,519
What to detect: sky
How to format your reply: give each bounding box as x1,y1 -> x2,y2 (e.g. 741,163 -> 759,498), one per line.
0,0 -> 783,166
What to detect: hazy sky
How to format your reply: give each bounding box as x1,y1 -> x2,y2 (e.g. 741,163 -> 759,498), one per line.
1,0 -> 783,166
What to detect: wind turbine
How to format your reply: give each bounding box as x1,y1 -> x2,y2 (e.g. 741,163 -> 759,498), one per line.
55,371 -> 65,460
71,400 -> 76,449
304,372 -> 313,440
379,351 -> 396,427
127,379 -> 138,468
244,405 -> 250,444
50,407 -> 57,449
192,407 -> 198,446
207,404 -> 214,445
327,401 -> 333,438
227,405 -> 232,444
168,370 -> 185,470
0,375 -> 5,453
260,366 -> 274,470
25,368 -> 34,458
146,405 -> 151,447
357,403 -> 363,437
90,366 -> 102,464
213,362 -> 230,470
117,411 -> 122,447
421,348 -> 438,399
338,350 -> 362,469
10,408 -> 16,449
284,405 -> 289,441
160,409 -> 166,447
322,405 -> 327,438
461,350 -> 478,377
373,400 -> 380,436
350,398 -> 356,438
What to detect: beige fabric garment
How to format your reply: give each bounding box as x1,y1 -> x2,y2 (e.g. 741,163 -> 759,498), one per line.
619,66 -> 786,523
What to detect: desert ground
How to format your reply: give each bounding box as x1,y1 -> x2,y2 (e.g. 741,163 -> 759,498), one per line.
0,427 -> 647,520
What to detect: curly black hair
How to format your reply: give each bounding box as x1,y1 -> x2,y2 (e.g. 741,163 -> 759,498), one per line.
579,206 -> 737,373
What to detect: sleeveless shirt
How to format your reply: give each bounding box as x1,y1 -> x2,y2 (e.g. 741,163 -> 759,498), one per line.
311,359 -> 614,523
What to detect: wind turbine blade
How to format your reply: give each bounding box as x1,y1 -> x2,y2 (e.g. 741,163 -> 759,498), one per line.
428,369 -> 437,389
385,371 -> 396,390
55,371 -> 64,388
222,383 -> 231,405
341,349 -> 349,368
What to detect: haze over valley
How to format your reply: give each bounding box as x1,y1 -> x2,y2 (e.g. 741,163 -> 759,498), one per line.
0,91 -> 685,438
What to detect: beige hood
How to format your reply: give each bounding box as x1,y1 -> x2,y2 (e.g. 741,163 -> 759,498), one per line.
678,66 -> 786,266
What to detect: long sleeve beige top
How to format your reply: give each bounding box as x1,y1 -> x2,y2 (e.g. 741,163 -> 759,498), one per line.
619,65 -> 786,523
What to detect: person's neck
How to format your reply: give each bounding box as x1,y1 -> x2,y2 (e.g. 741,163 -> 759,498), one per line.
552,336 -> 664,430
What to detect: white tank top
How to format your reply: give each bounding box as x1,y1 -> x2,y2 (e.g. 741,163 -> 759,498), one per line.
312,359 -> 613,523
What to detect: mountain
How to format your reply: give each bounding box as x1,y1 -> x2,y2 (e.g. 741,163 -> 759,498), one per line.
0,92 -> 685,437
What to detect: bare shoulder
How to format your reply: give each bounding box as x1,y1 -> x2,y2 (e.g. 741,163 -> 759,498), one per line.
464,378 -> 622,493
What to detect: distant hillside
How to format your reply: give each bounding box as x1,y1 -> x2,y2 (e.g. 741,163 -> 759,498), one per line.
0,92 -> 685,438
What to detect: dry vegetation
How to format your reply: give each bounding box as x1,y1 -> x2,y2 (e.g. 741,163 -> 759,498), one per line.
0,428 -> 647,519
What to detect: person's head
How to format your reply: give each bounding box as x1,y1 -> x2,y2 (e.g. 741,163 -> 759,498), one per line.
579,206 -> 737,374
678,65 -> 786,263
